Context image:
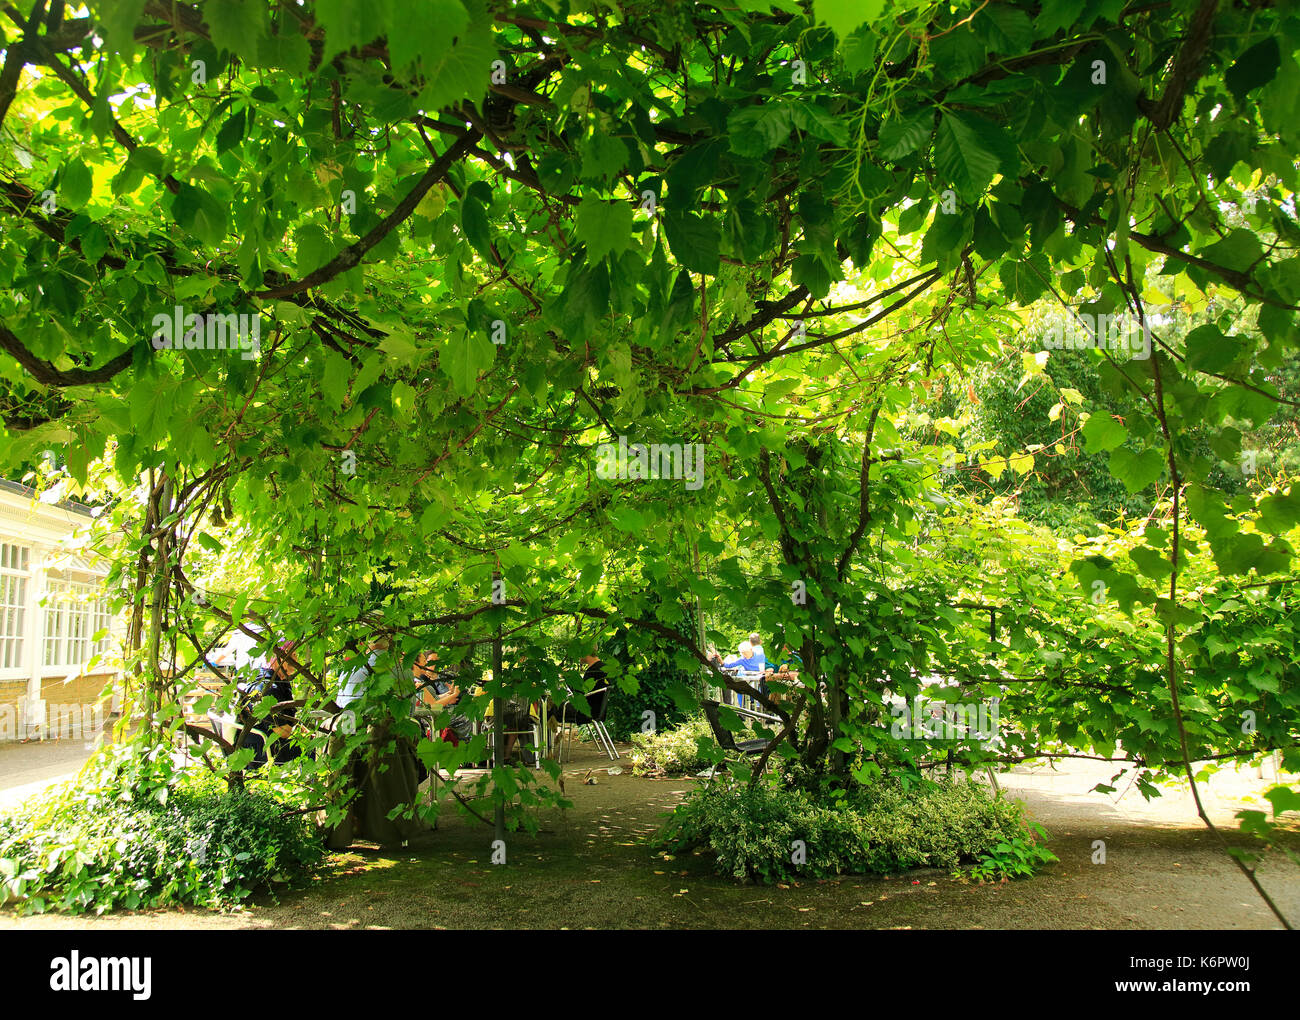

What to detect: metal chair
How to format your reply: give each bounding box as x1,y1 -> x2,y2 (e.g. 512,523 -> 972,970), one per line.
555,684 -> 618,762
700,699 -> 779,779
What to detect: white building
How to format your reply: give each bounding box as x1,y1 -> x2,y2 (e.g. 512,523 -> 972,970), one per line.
0,480 -> 120,742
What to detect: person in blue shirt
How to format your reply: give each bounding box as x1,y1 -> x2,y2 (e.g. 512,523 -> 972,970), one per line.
722,641 -> 764,706
723,640 -> 763,672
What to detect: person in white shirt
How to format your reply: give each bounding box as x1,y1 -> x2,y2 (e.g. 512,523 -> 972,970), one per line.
210,627 -> 269,673
335,634 -> 398,709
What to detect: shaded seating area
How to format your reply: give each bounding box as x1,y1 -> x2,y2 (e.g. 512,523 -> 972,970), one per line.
701,699 -> 780,778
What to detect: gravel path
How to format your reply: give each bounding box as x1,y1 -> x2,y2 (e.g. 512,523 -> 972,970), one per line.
1,742 -> 1295,929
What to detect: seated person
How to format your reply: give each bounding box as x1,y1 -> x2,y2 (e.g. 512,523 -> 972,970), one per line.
764,645 -> 805,710
553,651 -> 610,725
486,650 -> 554,765
722,640 -> 765,706
766,644 -> 803,675
581,651 -> 608,689
414,651 -> 472,745
334,636 -> 388,711
723,640 -> 764,673
238,639 -> 302,768
209,625 -> 270,674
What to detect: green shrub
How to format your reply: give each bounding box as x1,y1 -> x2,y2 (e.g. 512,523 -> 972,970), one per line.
0,745 -> 324,915
957,819 -> 1058,882
630,715 -> 715,777
603,649 -> 694,742
656,776 -> 1054,883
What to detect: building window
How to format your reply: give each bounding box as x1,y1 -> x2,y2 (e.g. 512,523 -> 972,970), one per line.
0,543 -> 29,671
41,578 -> 112,671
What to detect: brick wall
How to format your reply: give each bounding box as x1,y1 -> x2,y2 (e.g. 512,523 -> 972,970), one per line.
0,672 -> 117,742
40,672 -> 116,742
0,678 -> 25,724
39,671 -> 115,709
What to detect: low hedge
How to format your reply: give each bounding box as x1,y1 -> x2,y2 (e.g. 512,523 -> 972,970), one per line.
656,776 -> 1055,883
0,746 -> 324,914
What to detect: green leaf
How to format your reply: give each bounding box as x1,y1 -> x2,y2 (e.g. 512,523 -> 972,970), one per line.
579,134 -> 628,184
877,108 -> 933,161
607,506 -> 647,533
419,500 -> 452,535
791,104 -> 851,146
196,532 -> 224,553
1108,446 -> 1165,494
313,0 -> 371,64
1196,229 -> 1263,274
294,223 -> 330,277
1263,785 -> 1300,817
1185,324 -> 1243,375
98,0 -> 147,54
975,5 -> 1033,55
841,29 -> 878,73
460,189 -> 494,263
81,224 -> 108,264
389,0 -> 469,74
318,350 -> 352,410
934,112 -> 1016,202
1128,544 -> 1171,581
1081,413 -> 1127,453
378,329 -> 420,366
1257,489 -> 1300,534
1226,38 -> 1281,103
727,104 -> 794,157
441,329 -> 495,397
59,158 -> 93,207
920,209 -> 971,268
171,184 -> 228,246
999,254 -> 1050,305
391,380 -> 417,422
1213,531 -> 1267,576
897,200 -> 932,236
663,212 -> 720,276
792,254 -> 837,298
814,0 -> 885,38
666,140 -> 724,203
1186,484 -> 1237,539
1036,0 -> 1087,36
575,196 -> 634,264
256,30 -> 311,74
205,0 -> 267,59
216,110 -> 248,154
416,0 -> 495,114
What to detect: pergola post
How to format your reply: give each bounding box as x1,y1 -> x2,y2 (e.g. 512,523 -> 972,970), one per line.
491,571 -> 505,849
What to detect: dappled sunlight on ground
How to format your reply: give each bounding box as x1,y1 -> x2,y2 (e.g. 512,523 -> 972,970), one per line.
2,740 -> 1296,929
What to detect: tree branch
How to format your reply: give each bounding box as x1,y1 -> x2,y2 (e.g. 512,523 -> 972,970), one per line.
256,130 -> 481,299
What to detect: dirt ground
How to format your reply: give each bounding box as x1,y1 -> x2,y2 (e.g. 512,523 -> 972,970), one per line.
2,736 -> 1297,930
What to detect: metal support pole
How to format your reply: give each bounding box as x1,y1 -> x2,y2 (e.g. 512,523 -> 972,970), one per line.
492,576 -> 506,849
